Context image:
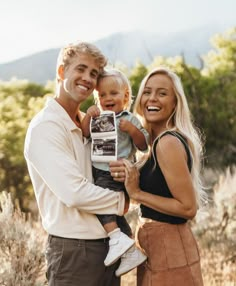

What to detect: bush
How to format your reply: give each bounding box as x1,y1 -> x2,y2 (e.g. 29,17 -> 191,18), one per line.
0,192 -> 47,286
193,167 -> 236,285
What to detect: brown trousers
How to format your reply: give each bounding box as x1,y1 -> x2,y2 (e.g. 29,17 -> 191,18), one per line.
136,220 -> 204,286
45,235 -> 120,286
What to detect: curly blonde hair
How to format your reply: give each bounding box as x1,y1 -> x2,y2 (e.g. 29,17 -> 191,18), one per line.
56,41 -> 107,83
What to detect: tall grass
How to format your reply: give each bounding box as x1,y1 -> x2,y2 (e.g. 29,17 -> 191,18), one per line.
0,192 -> 46,286
195,167 -> 236,285
0,167 -> 235,285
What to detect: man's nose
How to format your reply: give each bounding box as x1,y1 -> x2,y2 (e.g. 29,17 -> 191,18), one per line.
82,71 -> 92,82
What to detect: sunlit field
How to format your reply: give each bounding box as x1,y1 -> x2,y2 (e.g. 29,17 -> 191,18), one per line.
0,26 -> 235,286
0,167 -> 235,286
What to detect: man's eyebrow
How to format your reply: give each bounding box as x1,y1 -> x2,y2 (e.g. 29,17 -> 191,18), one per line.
75,64 -> 99,74
76,64 -> 87,68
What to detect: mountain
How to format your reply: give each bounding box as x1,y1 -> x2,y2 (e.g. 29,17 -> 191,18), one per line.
0,25 -> 234,84
0,49 -> 59,85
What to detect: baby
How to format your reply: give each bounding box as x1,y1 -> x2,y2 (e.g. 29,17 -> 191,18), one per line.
81,69 -> 148,276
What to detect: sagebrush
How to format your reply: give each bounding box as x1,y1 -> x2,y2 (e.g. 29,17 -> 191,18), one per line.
0,167 -> 235,285
0,192 -> 46,286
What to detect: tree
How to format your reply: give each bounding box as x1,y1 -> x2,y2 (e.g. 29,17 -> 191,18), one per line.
128,62 -> 148,110
200,27 -> 236,167
0,79 -> 52,210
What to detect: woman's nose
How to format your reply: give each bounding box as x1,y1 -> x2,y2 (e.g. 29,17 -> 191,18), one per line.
149,92 -> 157,101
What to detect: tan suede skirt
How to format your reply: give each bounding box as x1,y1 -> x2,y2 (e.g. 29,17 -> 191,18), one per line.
136,219 -> 204,286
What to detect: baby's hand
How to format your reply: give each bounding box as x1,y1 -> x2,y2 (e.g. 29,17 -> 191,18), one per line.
119,119 -> 133,133
86,105 -> 100,118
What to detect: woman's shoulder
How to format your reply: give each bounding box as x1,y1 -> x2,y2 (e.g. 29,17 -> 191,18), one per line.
153,131 -> 188,164
157,133 -> 184,152
155,131 -> 185,148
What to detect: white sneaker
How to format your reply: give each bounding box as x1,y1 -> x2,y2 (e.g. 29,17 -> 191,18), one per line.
104,233 -> 135,266
115,245 -> 147,277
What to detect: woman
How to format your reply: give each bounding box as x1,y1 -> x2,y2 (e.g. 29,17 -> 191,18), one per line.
122,67 -> 205,285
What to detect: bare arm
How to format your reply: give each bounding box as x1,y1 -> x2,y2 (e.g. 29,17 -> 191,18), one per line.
124,135 -> 197,220
119,118 -> 148,151
80,105 -> 100,138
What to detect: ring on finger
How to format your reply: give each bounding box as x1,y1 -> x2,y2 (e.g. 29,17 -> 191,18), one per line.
115,172 -> 119,178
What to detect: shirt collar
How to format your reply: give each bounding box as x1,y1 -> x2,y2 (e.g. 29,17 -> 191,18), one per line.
116,110 -> 130,118
46,97 -> 79,131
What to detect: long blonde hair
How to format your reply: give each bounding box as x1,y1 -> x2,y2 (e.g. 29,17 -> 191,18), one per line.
133,67 -> 206,208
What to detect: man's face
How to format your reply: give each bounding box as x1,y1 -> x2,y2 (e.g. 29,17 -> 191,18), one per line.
60,53 -> 100,104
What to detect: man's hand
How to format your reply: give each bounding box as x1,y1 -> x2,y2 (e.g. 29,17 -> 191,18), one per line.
109,160 -> 125,182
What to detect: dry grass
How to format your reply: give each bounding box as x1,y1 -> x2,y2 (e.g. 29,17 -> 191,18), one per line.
0,167 -> 235,285
121,269 -> 137,286
0,192 -> 46,286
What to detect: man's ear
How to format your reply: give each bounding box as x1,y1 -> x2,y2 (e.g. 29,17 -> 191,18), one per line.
58,65 -> 65,80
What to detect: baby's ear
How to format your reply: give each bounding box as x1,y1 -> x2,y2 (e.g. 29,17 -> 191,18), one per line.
124,88 -> 130,103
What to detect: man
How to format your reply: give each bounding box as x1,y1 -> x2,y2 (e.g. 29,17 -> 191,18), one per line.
24,42 -> 125,286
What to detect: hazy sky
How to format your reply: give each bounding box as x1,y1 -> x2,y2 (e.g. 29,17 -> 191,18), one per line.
0,0 -> 235,64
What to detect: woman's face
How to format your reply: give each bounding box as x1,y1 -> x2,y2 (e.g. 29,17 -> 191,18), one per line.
140,73 -> 177,132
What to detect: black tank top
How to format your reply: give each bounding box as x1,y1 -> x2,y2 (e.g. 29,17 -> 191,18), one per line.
139,131 -> 192,224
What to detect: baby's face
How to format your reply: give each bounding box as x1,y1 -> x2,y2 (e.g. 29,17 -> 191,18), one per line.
97,77 -> 128,114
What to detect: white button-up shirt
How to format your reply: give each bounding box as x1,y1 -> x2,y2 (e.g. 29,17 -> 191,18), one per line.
24,97 -> 125,239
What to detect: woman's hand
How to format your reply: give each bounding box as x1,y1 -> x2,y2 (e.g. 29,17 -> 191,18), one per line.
123,159 -> 141,200
109,160 -> 126,182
